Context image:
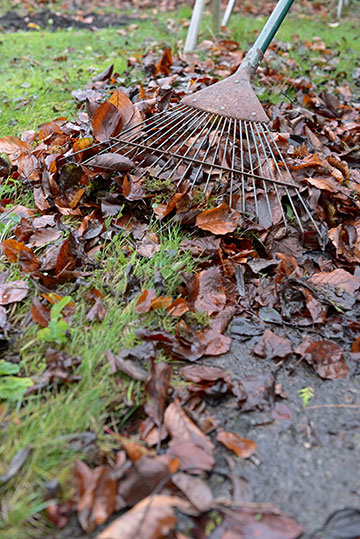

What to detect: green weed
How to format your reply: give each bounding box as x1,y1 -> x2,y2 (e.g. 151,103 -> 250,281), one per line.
298,386 -> 315,407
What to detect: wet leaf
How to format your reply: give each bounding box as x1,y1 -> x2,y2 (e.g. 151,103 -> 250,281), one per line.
164,399 -> 215,472
108,88 -> 134,125
0,280 -> 29,305
105,348 -> 150,382
0,447 -> 32,484
74,461 -> 117,533
166,297 -> 190,317
253,329 -> 292,360
1,239 -> 39,273
91,101 -> 123,142
135,288 -> 157,313
98,495 -> 187,539
216,430 -> 257,458
216,506 -> 303,539
196,203 -> 240,235
303,340 -> 349,380
172,472 -> 213,512
117,454 -> 177,506
86,152 -> 135,171
144,360 -> 172,427
31,297 -> 50,327
179,365 -> 230,383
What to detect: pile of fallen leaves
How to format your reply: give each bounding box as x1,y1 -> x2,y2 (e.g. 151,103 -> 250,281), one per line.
0,37 -> 360,537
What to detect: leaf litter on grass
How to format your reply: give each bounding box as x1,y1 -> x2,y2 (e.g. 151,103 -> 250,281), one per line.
0,30 -> 359,538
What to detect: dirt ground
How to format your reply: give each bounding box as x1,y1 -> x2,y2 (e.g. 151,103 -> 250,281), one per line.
0,9 -> 134,32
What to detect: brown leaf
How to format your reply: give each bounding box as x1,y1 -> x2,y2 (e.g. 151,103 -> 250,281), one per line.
303,341 -> 349,380
179,365 -> 230,383
74,461 -> 117,533
216,430 -> 257,458
92,64 -> 113,82
164,399 -> 214,470
351,337 -> 360,353
218,506 -> 303,538
135,289 -> 157,313
122,174 -> 146,201
29,228 -> 62,248
196,203 -> 240,235
153,193 -> 185,219
309,268 -> 360,296
182,267 -> 226,315
98,495 -> 185,539
117,454 -> 177,506
26,348 -> 82,395
155,47 -> 172,76
145,361 -> 172,427
91,101 -> 123,142
232,373 -> 275,412
172,472 -> 213,512
105,348 -> 150,382
166,298 -> 190,317
195,267 -> 226,315
31,297 -> 50,327
253,329 -> 292,360
55,237 -> 77,275
167,440 -> 215,473
108,89 -> 134,125
164,399 -> 214,451
180,235 -> 220,256
1,239 -> 39,273
0,447 -> 32,484
86,152 -> 135,172
0,136 -> 31,165
0,280 -> 29,305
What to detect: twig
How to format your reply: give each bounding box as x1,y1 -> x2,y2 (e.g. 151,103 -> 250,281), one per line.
306,403 -> 360,410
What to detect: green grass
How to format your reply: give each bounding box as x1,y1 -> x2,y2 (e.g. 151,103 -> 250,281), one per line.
1,11 -> 359,136
0,220 -> 198,537
0,13 -> 190,136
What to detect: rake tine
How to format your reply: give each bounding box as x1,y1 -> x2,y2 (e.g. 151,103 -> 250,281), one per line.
81,106 -> 189,165
71,105 -> 186,162
133,109 -> 210,181
174,114 -> 217,188
249,122 -> 272,226
219,117 -> 232,185
229,119 -> 237,209
261,124 -> 306,234
244,121 -> 258,222
239,120 -> 245,216
203,116 -> 229,192
129,108 -> 203,168
119,107 -> 196,159
254,122 -> 287,227
263,124 -> 321,236
189,116 -> 224,189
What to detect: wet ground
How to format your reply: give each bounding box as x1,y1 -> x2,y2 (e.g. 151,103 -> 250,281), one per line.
208,336 -> 360,537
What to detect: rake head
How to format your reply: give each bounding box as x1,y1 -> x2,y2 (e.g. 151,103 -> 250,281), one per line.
78,93 -> 321,237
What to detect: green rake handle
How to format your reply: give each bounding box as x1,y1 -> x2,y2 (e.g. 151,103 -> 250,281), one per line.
242,0 -> 295,71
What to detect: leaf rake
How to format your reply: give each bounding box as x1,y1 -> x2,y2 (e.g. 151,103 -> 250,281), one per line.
78,0 -> 321,237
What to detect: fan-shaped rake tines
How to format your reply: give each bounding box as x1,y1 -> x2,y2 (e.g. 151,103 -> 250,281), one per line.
79,104 -> 321,237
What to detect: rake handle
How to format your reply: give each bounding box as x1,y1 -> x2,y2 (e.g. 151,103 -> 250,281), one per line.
241,0 -> 295,72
